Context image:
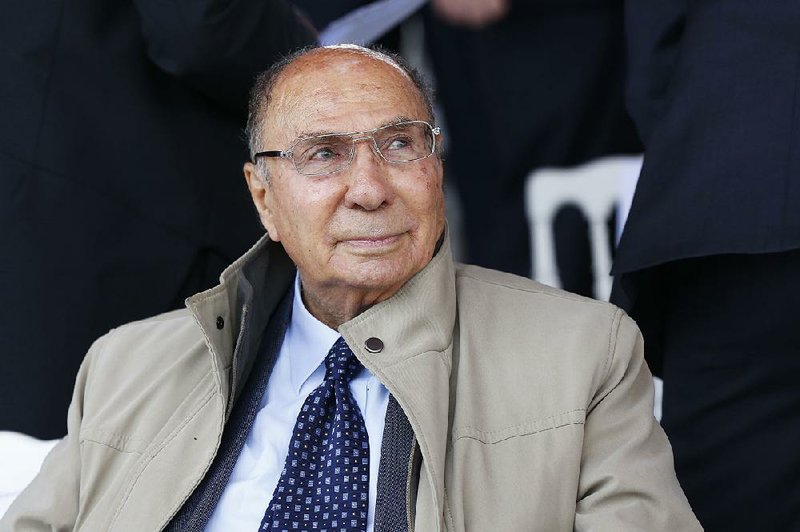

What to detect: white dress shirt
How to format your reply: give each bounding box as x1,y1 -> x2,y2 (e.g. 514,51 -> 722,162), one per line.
206,275 -> 390,531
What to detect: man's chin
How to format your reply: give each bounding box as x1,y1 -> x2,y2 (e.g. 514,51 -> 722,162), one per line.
332,259 -> 419,296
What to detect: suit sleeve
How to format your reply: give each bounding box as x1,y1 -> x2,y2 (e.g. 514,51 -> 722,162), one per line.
574,310 -> 702,531
0,340 -> 101,531
132,0 -> 317,115
624,0 -> 688,145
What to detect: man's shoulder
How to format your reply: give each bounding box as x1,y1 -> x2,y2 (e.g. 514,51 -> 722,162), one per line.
116,307 -> 195,327
76,307 -> 218,450
454,263 -> 621,322
102,307 -> 198,339
87,307 -> 207,374
451,263 -> 636,369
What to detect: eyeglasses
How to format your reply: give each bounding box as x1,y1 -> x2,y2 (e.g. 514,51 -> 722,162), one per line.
253,120 -> 441,176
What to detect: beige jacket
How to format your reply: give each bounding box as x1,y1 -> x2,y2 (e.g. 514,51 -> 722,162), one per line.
2,235 -> 700,531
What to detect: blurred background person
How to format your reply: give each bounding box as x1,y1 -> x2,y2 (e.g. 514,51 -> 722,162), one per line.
613,1 -> 800,529
0,0 -> 314,439
423,0 -> 641,295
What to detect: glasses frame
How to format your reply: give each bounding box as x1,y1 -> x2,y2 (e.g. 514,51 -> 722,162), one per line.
253,120 -> 441,176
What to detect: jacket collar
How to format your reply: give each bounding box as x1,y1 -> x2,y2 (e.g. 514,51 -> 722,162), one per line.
186,229 -> 457,525
339,233 -> 456,527
184,234 -> 296,414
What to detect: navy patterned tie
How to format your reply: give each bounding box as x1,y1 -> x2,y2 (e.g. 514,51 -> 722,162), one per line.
260,337 -> 370,531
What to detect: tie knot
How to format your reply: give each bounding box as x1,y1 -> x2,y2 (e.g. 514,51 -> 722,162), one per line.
324,337 -> 363,383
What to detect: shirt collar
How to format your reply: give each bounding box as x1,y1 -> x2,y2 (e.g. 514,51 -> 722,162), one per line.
286,273 -> 341,393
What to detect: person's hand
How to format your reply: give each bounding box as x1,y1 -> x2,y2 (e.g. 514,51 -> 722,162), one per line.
431,0 -> 509,28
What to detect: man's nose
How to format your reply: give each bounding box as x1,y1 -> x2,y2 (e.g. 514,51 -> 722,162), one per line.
343,139 -> 393,210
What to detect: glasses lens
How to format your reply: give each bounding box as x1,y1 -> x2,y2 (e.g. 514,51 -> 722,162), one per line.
374,122 -> 434,163
292,135 -> 353,175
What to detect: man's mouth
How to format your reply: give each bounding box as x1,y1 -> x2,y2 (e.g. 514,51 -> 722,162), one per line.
339,232 -> 405,249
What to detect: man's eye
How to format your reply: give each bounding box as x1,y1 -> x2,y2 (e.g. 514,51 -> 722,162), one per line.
310,146 -> 337,160
384,136 -> 412,151
299,143 -> 346,163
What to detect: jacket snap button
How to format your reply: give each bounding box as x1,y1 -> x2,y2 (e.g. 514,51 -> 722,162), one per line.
216,316 -> 224,330
364,337 -> 383,353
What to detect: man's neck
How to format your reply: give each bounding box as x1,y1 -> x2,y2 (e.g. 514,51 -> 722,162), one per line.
299,280 -> 399,330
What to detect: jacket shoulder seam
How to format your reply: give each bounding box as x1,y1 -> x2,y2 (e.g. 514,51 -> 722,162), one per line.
589,309 -> 628,413
603,309 -> 625,383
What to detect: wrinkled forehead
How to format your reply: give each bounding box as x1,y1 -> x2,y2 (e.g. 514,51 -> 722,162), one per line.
264,48 -> 428,141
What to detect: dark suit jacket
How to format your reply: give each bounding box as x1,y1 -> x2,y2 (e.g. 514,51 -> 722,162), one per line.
611,0 -> 800,373
614,0 -> 800,280
0,0 -> 314,438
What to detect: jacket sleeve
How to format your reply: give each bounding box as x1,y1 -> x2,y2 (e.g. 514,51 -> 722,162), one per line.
574,310 -> 702,531
132,0 -> 317,115
624,0 -> 688,145
0,339 -> 101,531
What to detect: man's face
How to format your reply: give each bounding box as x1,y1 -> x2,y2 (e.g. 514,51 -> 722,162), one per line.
245,50 -> 445,309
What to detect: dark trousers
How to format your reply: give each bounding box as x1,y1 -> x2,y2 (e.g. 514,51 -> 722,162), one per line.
644,250 -> 800,531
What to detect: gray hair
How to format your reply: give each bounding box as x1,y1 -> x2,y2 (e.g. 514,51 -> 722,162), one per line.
245,44 -> 436,181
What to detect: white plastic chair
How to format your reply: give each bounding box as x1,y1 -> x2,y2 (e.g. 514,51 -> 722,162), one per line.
524,155 -> 643,300
0,431 -> 60,517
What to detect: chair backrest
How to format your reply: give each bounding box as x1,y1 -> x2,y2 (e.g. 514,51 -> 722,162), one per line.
524,155 -> 642,300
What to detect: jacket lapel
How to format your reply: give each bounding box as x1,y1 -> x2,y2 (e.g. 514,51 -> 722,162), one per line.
186,235 -> 296,418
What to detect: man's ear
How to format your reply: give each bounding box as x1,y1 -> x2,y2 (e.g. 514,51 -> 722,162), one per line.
243,161 -> 280,241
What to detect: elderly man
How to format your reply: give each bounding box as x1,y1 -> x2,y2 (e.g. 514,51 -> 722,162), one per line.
1,45 -> 699,531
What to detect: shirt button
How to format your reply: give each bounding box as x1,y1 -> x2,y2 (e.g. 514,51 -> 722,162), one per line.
216,316 -> 224,330
364,337 -> 384,353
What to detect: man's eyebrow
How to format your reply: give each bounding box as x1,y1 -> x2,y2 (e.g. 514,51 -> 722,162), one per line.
384,115 -> 415,127
294,116 -> 416,139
